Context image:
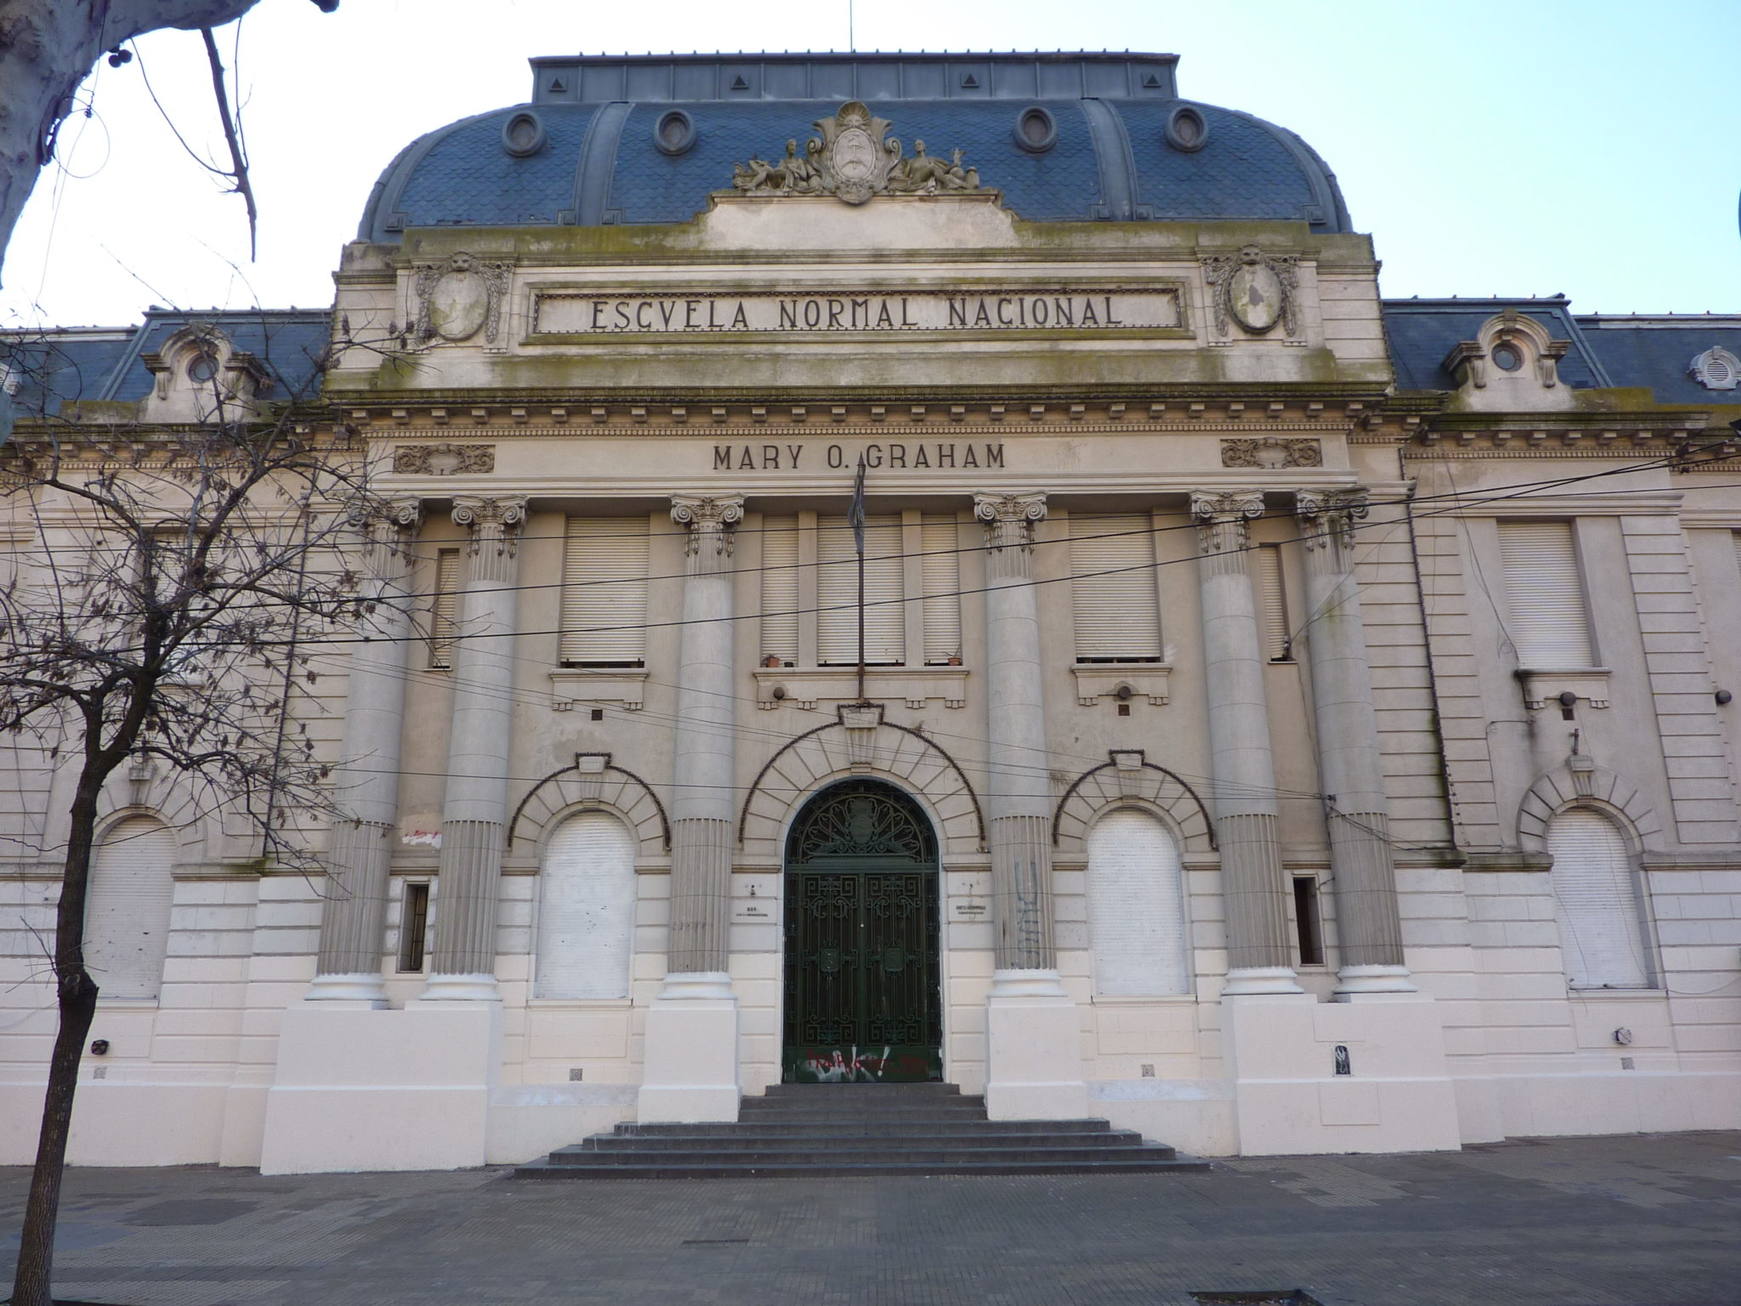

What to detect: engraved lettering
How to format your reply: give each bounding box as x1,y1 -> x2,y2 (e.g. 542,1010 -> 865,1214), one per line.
889,443 -> 907,469
786,444 -> 802,467
947,298 -> 967,328
828,444 -> 845,469
984,443 -> 1004,468
877,300 -> 896,328
865,444 -> 883,469
714,446 -> 734,470
730,303 -> 748,329
779,301 -> 799,330
763,444 -> 780,468
913,445 -> 930,468
963,445 -> 979,468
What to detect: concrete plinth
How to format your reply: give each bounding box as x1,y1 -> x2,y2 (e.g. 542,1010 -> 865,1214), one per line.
983,969 -> 1088,1120
259,1001 -> 502,1174
637,971 -> 741,1124
1221,992 -> 1459,1156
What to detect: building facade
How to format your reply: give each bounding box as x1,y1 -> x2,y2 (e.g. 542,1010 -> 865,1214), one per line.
4,51 -> 1740,1171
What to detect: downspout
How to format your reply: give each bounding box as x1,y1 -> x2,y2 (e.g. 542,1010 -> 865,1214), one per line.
1399,440 -> 1463,863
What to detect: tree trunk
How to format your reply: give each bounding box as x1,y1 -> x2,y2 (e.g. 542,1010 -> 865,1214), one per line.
10,757 -> 110,1306
0,0 -> 263,278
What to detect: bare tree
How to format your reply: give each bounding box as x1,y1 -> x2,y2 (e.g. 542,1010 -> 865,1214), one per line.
0,363 -> 376,1306
0,0 -> 339,273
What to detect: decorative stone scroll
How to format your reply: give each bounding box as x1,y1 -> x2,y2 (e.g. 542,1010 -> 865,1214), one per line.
728,101 -> 986,205
392,443 -> 496,475
1203,245 -> 1299,338
413,253 -> 511,344
1220,437 -> 1321,470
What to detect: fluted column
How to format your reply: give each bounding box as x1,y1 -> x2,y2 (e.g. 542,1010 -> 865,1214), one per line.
973,492 -> 1056,969
1192,491 -> 1301,995
309,498 -> 423,1004
640,494 -> 745,1124
1295,490 -> 1414,997
665,495 -> 744,976
422,495 -> 525,1000
973,492 -> 1085,1121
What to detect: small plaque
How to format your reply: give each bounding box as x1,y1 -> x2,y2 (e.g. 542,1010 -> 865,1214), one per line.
949,898 -> 990,922
732,900 -> 776,924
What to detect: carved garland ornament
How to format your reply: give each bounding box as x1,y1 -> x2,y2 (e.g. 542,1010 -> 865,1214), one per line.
1220,437 -> 1321,469
413,253 -> 512,344
1203,245 -> 1300,337
728,101 -> 987,205
392,443 -> 496,475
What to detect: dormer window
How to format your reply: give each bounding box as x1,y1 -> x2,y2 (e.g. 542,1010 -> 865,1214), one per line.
1490,342 -> 1524,373
186,352 -> 219,384
1441,310 -> 1575,410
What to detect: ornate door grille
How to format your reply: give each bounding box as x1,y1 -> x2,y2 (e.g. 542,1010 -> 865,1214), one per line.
782,781 -> 941,1083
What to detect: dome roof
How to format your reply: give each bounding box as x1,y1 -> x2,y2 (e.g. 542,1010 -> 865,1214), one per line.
358,53 -> 1350,240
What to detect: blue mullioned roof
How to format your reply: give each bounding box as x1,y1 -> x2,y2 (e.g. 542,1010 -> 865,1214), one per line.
1122,101 -> 1346,228
1381,300 -> 1609,392
1,310 -> 331,421
611,99 -> 1104,225
1574,317 -> 1741,406
355,52 -> 1349,241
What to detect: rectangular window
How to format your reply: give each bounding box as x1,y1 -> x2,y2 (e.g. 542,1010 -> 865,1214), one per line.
397,881 -> 429,972
1070,512 -> 1161,663
559,517 -> 649,666
760,516 -> 799,666
920,515 -> 962,664
1256,544 -> 1291,661
1498,521 -> 1594,667
428,547 -> 461,669
1293,875 -> 1324,966
817,514 -> 903,665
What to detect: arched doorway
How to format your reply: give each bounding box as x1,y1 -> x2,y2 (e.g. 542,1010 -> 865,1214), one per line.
782,779 -> 942,1083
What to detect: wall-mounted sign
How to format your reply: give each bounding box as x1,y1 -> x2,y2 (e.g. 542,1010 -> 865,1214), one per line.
532,287 -> 1183,338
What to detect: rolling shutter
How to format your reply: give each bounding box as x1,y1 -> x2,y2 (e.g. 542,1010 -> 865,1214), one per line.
1087,809 -> 1188,996
817,514 -> 903,665
760,517 -> 799,666
1070,514 -> 1161,662
535,813 -> 636,1000
85,817 -> 175,1000
560,517 -> 649,665
921,515 -> 962,664
428,547 -> 461,669
1498,522 -> 1594,667
1546,809 -> 1651,988
1256,544 -> 1291,661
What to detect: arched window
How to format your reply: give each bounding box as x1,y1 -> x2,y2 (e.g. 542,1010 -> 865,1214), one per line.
85,816 -> 176,1000
1545,808 -> 1652,988
1087,809 -> 1188,996
534,812 -> 636,1000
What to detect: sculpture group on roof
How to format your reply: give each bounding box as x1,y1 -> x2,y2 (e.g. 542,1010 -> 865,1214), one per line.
728,102 -> 984,205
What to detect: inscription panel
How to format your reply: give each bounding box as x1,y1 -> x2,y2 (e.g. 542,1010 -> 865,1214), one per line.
532,285 -> 1185,337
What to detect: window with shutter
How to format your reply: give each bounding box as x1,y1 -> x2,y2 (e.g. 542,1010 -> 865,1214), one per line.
921,515 -> 962,664
1087,809 -> 1188,996
761,516 -> 799,666
535,812 -> 636,1000
85,817 -> 175,1000
1070,513 -> 1161,663
1498,522 -> 1595,667
1256,544 -> 1291,661
1546,808 -> 1652,988
817,514 -> 903,665
559,518 -> 649,666
428,547 -> 461,669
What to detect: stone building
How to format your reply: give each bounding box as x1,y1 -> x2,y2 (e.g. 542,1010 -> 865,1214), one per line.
3,51 -> 1739,1171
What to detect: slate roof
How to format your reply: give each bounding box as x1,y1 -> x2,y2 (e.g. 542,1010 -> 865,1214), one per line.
1573,316 -> 1741,406
1381,299 -> 1612,393
357,52 -> 1350,239
1,309 -> 332,420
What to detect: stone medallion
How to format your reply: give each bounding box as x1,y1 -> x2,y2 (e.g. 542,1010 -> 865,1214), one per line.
426,267 -> 491,341
1228,258 -> 1284,334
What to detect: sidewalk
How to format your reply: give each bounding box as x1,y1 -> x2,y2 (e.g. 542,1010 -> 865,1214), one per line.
3,1131 -> 1738,1306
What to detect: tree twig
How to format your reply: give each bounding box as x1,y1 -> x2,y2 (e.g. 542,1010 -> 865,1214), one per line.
199,26 -> 256,260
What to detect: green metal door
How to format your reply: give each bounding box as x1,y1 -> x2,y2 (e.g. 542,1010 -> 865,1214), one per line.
782,781 -> 942,1083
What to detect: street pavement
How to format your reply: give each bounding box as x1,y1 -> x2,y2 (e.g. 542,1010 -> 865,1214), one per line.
2,1131 -> 1738,1305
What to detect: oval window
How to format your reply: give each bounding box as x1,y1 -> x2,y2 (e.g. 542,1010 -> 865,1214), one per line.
1492,342 -> 1525,372
501,110 -> 547,158
653,109 -> 696,156
1164,104 -> 1209,153
1013,106 -> 1057,153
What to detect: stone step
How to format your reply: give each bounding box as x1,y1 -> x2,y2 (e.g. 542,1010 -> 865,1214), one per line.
515,1153 -> 1210,1180
610,1116 -> 1114,1138
559,1130 -> 1154,1155
756,1082 -> 966,1098
543,1142 -> 1179,1167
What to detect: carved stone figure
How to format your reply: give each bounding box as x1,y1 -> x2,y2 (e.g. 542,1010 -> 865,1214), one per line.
724,102 -> 988,205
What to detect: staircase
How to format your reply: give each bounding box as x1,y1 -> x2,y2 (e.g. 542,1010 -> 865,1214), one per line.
513,1082 -> 1209,1179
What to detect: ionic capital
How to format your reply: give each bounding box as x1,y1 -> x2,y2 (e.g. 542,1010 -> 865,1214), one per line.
1191,490 -> 1264,558
670,494 -> 745,556
973,491 -> 1047,552
1295,489 -> 1370,555
451,495 -> 526,558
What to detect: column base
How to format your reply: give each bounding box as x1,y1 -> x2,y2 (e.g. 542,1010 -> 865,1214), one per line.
415,972 -> 500,1003
637,971 -> 740,1124
303,972 -> 388,1007
1222,965 -> 1305,996
983,968 -> 1088,1121
1334,963 -> 1419,1000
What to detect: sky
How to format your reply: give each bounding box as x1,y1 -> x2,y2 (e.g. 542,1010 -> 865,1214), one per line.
1,0 -> 1737,328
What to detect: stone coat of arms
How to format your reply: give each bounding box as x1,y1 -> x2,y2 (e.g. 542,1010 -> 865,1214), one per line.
729,101 -> 984,205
